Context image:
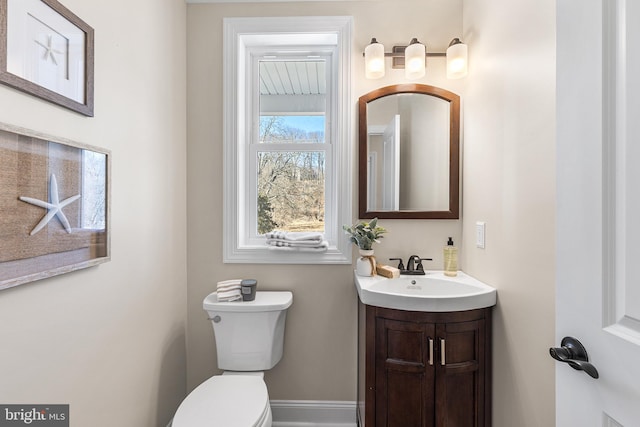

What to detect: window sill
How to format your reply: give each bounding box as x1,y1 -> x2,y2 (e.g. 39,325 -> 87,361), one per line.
224,244 -> 351,264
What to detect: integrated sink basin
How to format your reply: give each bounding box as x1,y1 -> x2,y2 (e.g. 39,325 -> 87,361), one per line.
355,271 -> 496,312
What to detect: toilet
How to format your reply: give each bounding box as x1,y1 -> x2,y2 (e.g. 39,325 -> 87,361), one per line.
172,291 -> 293,427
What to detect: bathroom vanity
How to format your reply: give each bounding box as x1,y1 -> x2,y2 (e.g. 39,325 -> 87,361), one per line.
355,272 -> 496,427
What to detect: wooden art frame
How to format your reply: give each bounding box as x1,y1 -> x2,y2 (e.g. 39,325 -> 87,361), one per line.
0,0 -> 94,116
0,123 -> 110,290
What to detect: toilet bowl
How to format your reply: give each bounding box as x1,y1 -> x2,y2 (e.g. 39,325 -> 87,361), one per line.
172,373 -> 271,427
172,291 -> 292,427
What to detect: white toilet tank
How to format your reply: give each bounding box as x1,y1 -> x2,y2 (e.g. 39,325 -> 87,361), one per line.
203,291 -> 293,371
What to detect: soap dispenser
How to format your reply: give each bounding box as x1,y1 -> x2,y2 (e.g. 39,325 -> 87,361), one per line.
444,237 -> 458,277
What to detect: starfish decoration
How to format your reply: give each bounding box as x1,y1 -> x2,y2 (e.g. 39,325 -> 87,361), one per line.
34,35 -> 63,66
19,174 -> 81,236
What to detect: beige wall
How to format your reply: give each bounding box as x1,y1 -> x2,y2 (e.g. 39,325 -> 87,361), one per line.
0,0 -> 187,426
186,0 -> 465,401
462,0 -> 556,426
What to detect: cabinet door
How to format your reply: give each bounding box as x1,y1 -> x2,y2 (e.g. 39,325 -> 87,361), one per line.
435,319 -> 486,427
375,317 -> 435,427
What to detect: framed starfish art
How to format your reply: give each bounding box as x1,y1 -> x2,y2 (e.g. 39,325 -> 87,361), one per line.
0,0 -> 94,116
0,123 -> 110,290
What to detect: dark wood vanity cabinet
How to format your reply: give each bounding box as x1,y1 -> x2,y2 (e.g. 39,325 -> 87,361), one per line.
357,304 -> 492,427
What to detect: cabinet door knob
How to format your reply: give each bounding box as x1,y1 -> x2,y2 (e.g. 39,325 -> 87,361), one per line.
428,338 -> 434,366
440,338 -> 446,366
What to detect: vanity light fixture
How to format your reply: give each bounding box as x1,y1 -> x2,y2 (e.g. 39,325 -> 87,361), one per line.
404,38 -> 426,79
364,38 -> 385,79
363,37 -> 468,80
446,38 -> 468,79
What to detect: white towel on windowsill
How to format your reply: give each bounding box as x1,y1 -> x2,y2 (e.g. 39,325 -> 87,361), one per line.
216,279 -> 242,302
267,242 -> 329,252
266,239 -> 328,248
265,231 -> 327,251
265,231 -> 324,243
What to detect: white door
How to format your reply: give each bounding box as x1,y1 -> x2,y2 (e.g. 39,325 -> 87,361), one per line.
382,115 -> 400,210
557,0 -> 640,425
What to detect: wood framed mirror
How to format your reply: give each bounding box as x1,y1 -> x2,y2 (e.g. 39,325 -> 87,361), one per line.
358,84 -> 460,219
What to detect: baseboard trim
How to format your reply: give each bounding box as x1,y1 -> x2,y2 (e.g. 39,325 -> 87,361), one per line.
270,400 -> 357,426
168,400 -> 357,427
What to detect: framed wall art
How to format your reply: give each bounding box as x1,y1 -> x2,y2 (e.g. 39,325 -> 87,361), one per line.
0,123 -> 110,290
0,0 -> 94,116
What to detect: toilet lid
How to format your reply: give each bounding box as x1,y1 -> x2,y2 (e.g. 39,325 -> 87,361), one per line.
172,375 -> 270,427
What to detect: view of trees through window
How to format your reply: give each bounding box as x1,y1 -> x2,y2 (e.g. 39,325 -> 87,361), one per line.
257,115 -> 325,234
81,150 -> 107,230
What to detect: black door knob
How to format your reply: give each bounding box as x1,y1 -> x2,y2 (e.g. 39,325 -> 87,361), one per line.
549,336 -> 599,379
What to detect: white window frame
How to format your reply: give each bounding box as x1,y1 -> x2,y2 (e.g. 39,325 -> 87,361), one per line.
223,16 -> 353,264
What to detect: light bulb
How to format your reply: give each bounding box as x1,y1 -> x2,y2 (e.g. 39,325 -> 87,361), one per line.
365,38 -> 385,79
446,39 -> 468,79
404,38 -> 425,79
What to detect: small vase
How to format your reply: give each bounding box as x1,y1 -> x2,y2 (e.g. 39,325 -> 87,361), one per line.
356,249 -> 376,277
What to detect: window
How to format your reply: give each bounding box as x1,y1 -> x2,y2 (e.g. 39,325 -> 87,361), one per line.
254,56 -> 329,236
223,17 -> 353,264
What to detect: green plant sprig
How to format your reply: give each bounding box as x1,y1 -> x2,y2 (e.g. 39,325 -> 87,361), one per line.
343,218 -> 387,250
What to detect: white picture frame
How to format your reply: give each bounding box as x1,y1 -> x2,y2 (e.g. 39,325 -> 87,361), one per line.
0,0 -> 94,116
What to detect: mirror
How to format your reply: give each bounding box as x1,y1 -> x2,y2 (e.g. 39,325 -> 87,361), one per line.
358,84 -> 460,219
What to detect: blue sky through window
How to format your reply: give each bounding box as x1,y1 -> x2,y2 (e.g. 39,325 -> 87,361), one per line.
279,115 -> 325,133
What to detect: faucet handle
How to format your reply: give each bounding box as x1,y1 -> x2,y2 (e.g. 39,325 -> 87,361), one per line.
416,258 -> 433,271
388,258 -> 405,270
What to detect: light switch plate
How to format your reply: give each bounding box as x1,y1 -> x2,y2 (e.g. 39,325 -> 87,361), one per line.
476,222 -> 486,249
